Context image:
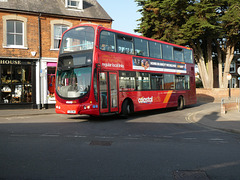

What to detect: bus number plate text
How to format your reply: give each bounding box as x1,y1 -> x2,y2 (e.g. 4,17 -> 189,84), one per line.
67,110 -> 76,114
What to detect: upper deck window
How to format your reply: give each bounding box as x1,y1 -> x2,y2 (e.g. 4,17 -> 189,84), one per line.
174,47 -> 184,62
184,49 -> 193,63
162,44 -> 173,60
60,26 -> 94,54
149,41 -> 162,59
134,38 -> 148,57
117,34 -> 134,55
100,31 -> 116,52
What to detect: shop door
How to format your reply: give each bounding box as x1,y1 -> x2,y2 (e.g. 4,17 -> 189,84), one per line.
99,72 -> 118,114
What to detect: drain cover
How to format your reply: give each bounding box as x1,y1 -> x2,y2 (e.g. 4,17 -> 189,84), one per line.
173,170 -> 209,180
89,140 -> 113,146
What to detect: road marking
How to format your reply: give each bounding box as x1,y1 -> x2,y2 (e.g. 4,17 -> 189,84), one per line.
173,170 -> 209,180
209,138 -> 224,141
163,136 -> 173,138
183,137 -> 197,140
40,134 -> 60,137
10,134 -> 27,137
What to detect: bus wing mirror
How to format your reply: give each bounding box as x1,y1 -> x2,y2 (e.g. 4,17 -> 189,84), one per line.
96,63 -> 101,69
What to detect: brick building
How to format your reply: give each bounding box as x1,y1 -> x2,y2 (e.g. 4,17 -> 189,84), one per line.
0,0 -> 112,109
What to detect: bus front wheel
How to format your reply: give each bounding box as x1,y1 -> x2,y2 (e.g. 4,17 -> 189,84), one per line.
177,96 -> 184,110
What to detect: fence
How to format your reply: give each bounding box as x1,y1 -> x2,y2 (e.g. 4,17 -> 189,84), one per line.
221,97 -> 240,114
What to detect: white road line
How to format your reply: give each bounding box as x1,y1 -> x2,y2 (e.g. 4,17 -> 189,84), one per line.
40,134 -> 60,137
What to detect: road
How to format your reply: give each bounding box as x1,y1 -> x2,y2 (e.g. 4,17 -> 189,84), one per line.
0,104 -> 240,180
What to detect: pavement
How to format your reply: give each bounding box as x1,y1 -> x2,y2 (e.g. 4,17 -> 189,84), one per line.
188,102 -> 240,134
0,108 -> 56,117
0,103 -> 239,134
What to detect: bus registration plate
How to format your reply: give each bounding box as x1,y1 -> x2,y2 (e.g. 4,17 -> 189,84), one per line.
67,110 -> 76,114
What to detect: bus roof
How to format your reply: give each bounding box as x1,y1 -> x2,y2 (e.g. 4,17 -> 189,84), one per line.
96,24 -> 192,50
64,23 -> 192,51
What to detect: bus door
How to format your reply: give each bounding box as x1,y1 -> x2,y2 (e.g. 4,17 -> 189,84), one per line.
99,72 -> 119,114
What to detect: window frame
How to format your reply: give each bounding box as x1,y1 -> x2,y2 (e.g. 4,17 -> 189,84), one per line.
162,44 -> 174,61
54,24 -> 69,49
65,0 -> 83,9
50,20 -> 72,51
97,30 -> 193,64
184,49 -> 193,63
230,61 -> 236,73
116,34 -> 134,55
149,41 -> 162,59
134,38 -> 149,57
163,74 -> 175,90
2,15 -> 28,49
99,30 -> 116,52
173,47 -> 184,62
6,20 -> 24,47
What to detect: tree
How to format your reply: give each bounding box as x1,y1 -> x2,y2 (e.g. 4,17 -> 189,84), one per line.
218,0 -> 240,88
135,0 -> 240,89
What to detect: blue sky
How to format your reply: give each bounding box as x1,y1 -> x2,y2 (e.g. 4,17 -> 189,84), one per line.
97,0 -> 141,35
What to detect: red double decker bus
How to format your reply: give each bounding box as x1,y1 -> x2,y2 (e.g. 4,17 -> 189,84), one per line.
55,24 -> 196,116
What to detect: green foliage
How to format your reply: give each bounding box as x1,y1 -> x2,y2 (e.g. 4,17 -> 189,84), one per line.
221,0 -> 240,43
135,0 -> 240,88
135,0 -> 239,46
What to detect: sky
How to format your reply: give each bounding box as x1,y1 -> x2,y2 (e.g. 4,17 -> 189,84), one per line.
97,0 -> 141,35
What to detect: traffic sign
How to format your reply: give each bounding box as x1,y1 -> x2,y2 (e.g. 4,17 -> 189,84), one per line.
238,77 -> 240,80
237,67 -> 240,75
227,73 -> 232,80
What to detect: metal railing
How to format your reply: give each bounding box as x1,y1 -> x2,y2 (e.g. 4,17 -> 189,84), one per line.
221,97 -> 240,113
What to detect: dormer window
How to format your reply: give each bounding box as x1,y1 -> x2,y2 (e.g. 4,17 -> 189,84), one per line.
66,0 -> 83,9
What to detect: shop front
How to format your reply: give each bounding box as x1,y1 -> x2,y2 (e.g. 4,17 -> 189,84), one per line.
38,58 -> 57,109
0,58 -> 36,109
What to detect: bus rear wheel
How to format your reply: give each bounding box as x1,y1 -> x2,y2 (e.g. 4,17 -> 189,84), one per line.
121,100 -> 131,118
177,96 -> 184,110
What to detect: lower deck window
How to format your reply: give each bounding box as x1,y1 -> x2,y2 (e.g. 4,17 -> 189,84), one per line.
119,71 -> 136,91
119,71 -> 190,91
164,74 -> 175,90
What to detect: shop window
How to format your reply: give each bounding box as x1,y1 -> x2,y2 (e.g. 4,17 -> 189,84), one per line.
47,66 -> 56,100
0,64 -> 33,104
